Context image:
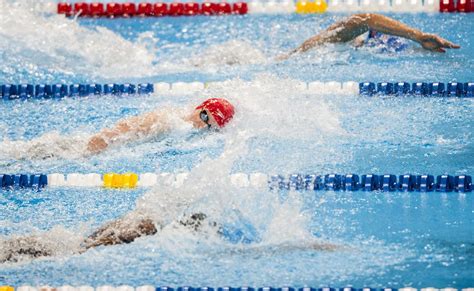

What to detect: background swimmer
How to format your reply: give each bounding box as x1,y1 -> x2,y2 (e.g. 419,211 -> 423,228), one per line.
280,13 -> 460,59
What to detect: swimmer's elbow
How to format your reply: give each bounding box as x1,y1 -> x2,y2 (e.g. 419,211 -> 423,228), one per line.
330,13 -> 374,43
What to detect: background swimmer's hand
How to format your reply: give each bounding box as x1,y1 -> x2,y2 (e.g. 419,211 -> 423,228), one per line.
418,33 -> 460,53
87,135 -> 108,154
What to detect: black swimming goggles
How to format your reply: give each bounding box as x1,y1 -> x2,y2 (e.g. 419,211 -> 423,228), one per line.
200,110 -> 212,129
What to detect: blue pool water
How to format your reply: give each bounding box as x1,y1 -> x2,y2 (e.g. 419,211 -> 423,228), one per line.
0,1 -> 473,288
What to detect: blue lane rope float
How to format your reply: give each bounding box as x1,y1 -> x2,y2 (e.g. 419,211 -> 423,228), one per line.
0,83 -> 154,100
270,174 -> 472,192
1,82 -> 473,100
0,173 -> 471,192
0,174 -> 48,190
359,82 -> 474,97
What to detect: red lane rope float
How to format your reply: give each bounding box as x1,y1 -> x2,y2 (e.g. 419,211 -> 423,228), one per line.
57,2 -> 248,17
153,3 -> 169,16
440,0 -> 473,11
457,0 -> 473,11
90,3 -> 105,17
440,0 -> 456,12
137,3 -> 153,15
107,3 -> 124,17
169,3 -> 184,16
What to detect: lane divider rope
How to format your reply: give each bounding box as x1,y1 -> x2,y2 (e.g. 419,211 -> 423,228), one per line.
359,81 -> 473,97
54,0 -> 473,15
1,173 -> 471,192
1,286 -> 473,291
1,82 -> 473,100
58,2 -> 248,17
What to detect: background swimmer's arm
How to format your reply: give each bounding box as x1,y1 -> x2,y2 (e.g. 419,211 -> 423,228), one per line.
283,13 -> 459,58
87,110 -> 169,154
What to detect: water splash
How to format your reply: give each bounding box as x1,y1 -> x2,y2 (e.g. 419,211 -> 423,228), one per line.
188,40 -> 267,67
0,0 -> 157,82
0,225 -> 86,264
0,132 -> 88,162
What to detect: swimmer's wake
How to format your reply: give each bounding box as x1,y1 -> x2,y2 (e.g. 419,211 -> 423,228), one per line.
0,132 -> 88,161
0,211 -> 338,264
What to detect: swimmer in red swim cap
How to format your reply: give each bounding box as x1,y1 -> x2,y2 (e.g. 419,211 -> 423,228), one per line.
87,98 -> 235,154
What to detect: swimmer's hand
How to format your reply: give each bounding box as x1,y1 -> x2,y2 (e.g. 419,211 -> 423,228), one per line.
418,33 -> 460,53
87,135 -> 109,154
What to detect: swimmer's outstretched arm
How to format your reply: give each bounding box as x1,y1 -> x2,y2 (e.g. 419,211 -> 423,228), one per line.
0,215 -> 158,263
0,236 -> 54,263
87,110 -> 170,154
282,13 -> 460,58
82,212 -> 208,249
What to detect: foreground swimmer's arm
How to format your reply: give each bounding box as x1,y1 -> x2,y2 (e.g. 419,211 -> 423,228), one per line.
82,212 -> 159,249
82,213 -> 212,250
282,13 -> 459,58
86,98 -> 235,154
87,110 -> 170,154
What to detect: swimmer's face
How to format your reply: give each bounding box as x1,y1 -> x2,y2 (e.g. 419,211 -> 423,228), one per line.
188,108 -> 219,129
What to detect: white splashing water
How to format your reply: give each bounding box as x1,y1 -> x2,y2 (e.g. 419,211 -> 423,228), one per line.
0,73 -> 346,167
0,225 -> 86,263
188,40 -> 267,67
0,0 -> 277,83
202,74 -> 345,139
128,83 -> 345,250
0,132 -> 89,161
0,2 -> 399,271
0,75 -> 410,283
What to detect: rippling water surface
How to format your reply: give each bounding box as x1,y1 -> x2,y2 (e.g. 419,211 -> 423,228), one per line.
0,0 -> 473,288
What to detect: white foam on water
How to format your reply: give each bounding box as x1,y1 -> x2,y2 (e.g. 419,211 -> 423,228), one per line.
0,225 -> 86,264
0,132 -> 89,162
0,76 -> 415,285
0,73 -> 348,172
188,40 -> 267,67
203,74 -> 345,140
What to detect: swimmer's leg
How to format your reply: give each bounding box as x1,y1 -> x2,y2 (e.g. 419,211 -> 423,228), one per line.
83,213 -> 158,250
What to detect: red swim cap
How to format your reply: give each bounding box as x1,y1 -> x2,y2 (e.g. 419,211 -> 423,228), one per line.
195,98 -> 235,128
